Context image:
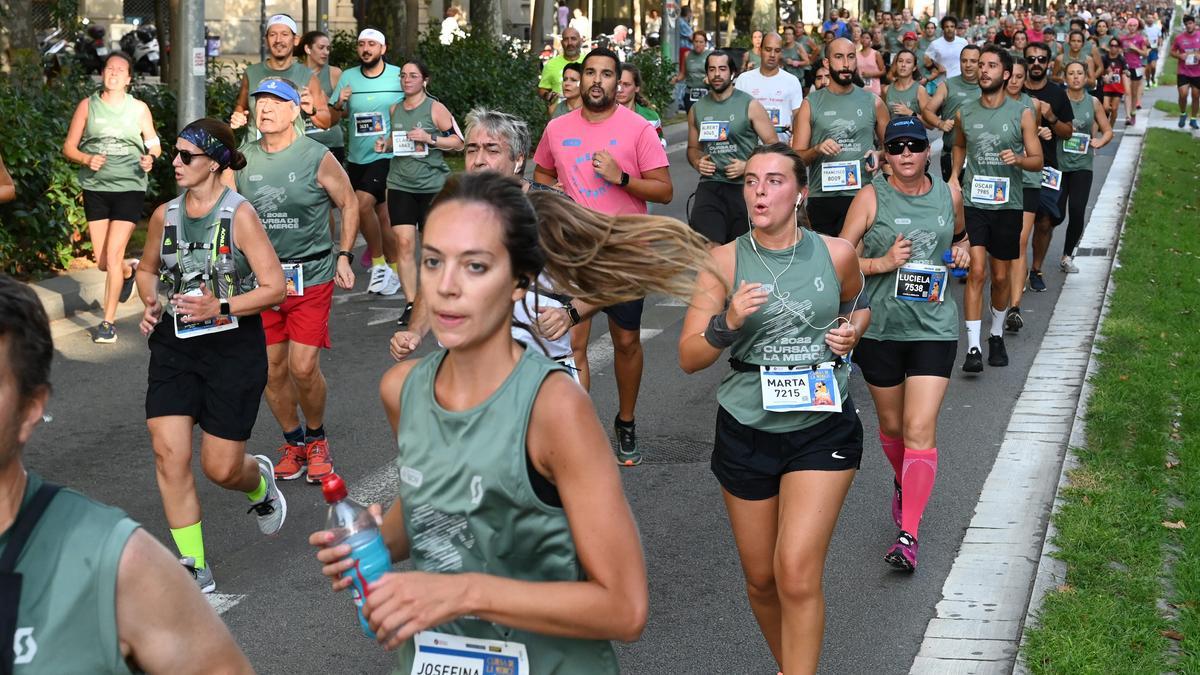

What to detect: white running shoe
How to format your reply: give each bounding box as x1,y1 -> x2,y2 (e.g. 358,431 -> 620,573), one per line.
378,267 -> 402,296
248,455 -> 287,536
366,264 -> 389,294
180,557 -> 216,594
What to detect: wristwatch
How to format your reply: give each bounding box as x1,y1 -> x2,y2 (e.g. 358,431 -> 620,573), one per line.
565,303 -> 582,326
337,250 -> 354,262
619,172 -> 630,187
219,299 -> 231,316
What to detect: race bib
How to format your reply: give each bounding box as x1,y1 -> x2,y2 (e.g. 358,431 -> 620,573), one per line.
1187,54 -> 1198,66
1134,67 -> 1145,78
1063,133 -> 1090,155
760,364 -> 842,413
1057,32 -> 1067,42
174,289 -> 238,339
698,120 -> 728,142
282,262 -> 305,297
894,263 -> 948,302
1104,72 -> 1122,84
970,175 -> 1010,205
689,87 -> 707,101
354,111 -> 385,136
410,631 -> 528,675
821,160 -> 862,191
766,107 -> 784,129
392,131 -> 429,157
1041,166 -> 1062,190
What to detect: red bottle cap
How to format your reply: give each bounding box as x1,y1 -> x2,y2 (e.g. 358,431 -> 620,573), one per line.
321,473 -> 348,503
219,245 -> 231,254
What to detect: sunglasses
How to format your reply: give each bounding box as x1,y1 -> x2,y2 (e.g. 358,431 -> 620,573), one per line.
175,149 -> 204,165
885,138 -> 929,155
1028,55 -> 1051,63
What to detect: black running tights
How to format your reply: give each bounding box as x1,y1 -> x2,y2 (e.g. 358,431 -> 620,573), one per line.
1060,170 -> 1093,257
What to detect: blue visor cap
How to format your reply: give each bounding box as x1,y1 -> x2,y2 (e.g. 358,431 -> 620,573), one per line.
884,116 -> 928,144
251,78 -> 301,105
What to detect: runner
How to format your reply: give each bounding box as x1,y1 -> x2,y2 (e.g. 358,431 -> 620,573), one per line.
678,31 -> 713,113
1171,15 -> 1200,129
1144,11 -> 1164,87
796,23 -> 820,94
551,62 -> 584,118
1100,38 -> 1127,130
617,62 -> 665,145
950,45 -> 1042,373
230,14 -> 330,140
311,171 -> 713,672
62,52 -> 161,344
688,50 -> 779,246
298,31 -> 345,165
882,49 -> 930,118
736,32 -> 805,145
0,276 -> 254,673
533,47 -> 673,466
330,29 -> 404,297
234,78 -> 360,485
858,29 -> 886,95
812,63 -> 832,90
840,116 -> 970,570
1119,18 -> 1149,124
922,44 -> 982,180
1056,61 -> 1113,272
375,60 -> 464,328
792,38 -> 888,237
678,142 -> 868,674
781,25 -> 811,84
134,119 -> 288,592
925,15 -> 968,81
1002,57 -> 1046,333
744,30 -> 765,71
1055,30 -> 1100,85
538,26 -> 585,107
1024,41 -> 1076,294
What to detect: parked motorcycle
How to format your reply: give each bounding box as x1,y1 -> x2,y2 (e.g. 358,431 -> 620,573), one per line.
120,23 -> 160,76
74,23 -> 108,74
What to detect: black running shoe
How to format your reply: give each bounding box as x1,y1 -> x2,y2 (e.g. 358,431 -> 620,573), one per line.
1004,307 -> 1023,333
614,417 -> 642,467
1029,270 -> 1047,292
119,259 -> 139,303
988,335 -> 1009,367
962,347 -> 983,373
397,302 -> 415,329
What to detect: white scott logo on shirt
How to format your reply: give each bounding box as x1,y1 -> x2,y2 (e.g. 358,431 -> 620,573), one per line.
470,475 -> 484,506
814,277 -> 825,292
400,465 -> 423,488
13,627 -> 37,665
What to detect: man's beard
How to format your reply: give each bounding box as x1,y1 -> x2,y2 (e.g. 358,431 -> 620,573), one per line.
361,54 -> 382,69
832,69 -> 855,86
710,78 -> 731,93
980,77 -> 1005,94
1027,65 -> 1048,82
583,87 -> 615,111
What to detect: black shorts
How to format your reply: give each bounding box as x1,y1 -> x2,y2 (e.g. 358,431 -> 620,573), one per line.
965,207 -> 1023,260
854,338 -> 958,388
1022,187 -> 1041,215
387,189 -> 438,229
1178,74 -> 1200,88
602,298 -> 644,331
145,314 -> 268,442
347,159 -> 390,204
689,180 -> 748,244
805,195 -> 855,237
712,403 -> 864,501
1126,68 -> 1143,81
82,189 -> 145,223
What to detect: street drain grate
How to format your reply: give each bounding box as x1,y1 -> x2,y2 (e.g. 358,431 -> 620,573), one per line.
1074,247 -> 1110,257
627,436 -> 712,464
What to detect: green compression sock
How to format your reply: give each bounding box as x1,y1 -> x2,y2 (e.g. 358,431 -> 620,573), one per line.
371,255 -> 386,267
246,475 -> 267,503
170,522 -> 206,569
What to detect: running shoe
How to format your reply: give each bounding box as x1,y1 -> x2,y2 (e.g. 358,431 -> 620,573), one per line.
884,531 -> 918,571
891,479 -> 903,529
1191,119 -> 1200,130
614,418 -> 643,467
248,455 -> 287,536
1125,116 -> 1133,126
988,335 -> 1009,367
1005,307 -> 1024,334
119,259 -> 139,303
1130,113 -> 1137,125
1180,114 -> 1188,128
378,267 -> 402,296
305,438 -> 334,484
1060,256 -> 1079,274
962,347 -> 983,373
1029,270 -> 1047,292
396,302 -> 415,329
180,557 -> 216,594
93,321 -> 117,344
366,264 -> 389,294
274,443 -> 307,481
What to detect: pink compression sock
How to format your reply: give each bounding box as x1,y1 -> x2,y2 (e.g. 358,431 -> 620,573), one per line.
901,448 -> 938,537
880,433 -> 905,479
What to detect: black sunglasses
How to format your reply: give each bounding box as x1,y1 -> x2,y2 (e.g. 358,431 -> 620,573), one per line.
1028,55 -> 1051,63
175,149 -> 204,165
885,138 -> 929,155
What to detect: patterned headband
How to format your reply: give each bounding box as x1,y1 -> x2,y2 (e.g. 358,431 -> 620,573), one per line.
178,125 -> 233,168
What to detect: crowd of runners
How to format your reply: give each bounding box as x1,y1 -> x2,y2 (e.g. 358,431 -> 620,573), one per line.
2,1 -> 1194,673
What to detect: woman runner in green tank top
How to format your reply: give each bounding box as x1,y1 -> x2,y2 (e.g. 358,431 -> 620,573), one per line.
1057,61 -> 1113,272
882,49 -> 929,118
298,31 -> 346,161
1004,59 -> 1045,322
63,53 -> 162,343
679,144 -> 869,674
841,116 -> 970,571
310,171 -> 715,674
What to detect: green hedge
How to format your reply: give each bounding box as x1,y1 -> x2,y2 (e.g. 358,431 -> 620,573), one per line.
627,49 -> 676,119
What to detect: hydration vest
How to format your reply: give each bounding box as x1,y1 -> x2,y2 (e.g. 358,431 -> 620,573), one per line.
157,190 -> 256,300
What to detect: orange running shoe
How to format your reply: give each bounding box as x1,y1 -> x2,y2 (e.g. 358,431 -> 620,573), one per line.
274,443 -> 307,481
305,438 -> 334,484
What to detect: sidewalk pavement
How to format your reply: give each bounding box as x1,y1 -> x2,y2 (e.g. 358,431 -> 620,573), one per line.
30,267 -> 144,325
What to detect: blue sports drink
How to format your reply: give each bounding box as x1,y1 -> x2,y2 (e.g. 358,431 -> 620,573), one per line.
322,473 -> 392,638
943,249 -> 968,278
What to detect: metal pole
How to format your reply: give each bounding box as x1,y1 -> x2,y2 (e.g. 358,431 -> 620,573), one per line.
317,0 -> 329,32
177,0 -> 206,128
662,0 -> 678,65
260,0 -> 267,61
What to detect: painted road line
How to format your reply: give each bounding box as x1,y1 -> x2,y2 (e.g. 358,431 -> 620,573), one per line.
207,593 -> 247,616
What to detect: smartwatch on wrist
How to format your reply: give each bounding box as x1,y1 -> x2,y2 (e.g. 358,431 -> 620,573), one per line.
337,250 -> 354,262
619,172 -> 630,187
219,299 -> 231,316
565,303 -> 582,326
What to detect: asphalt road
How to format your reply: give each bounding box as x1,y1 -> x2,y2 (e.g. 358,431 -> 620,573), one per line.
27,117 -> 1124,674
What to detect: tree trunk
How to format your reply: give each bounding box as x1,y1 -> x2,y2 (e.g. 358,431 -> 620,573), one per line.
471,0 -> 503,37
161,0 -> 174,87
303,0 -> 311,33
1,0 -> 36,72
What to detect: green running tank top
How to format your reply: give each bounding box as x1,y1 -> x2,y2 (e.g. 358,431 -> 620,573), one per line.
78,93 -> 147,192
960,96 -> 1026,211
685,49 -> 711,89
884,81 -> 921,118
860,173 -> 960,341
1059,93 -> 1095,172
245,61 -> 315,139
941,75 -> 982,121
395,347 -> 619,674
304,64 -> 345,149
806,85 -> 879,198
169,188 -> 253,296
692,89 -> 758,184
781,44 -> 805,79
2,472 -> 138,674
717,230 -> 848,432
386,95 -> 451,193
236,135 -> 335,285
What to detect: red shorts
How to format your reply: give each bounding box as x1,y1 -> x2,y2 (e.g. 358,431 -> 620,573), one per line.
262,280 -> 334,348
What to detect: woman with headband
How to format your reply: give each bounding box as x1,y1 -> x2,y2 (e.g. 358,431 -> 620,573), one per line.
133,118 -> 289,594
678,143 -> 869,674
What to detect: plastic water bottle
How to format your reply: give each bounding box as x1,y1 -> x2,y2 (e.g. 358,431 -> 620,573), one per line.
322,473 -> 392,638
215,246 -> 236,302
943,249 -> 968,278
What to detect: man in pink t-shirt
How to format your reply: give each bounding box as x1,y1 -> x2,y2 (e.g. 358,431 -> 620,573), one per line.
1172,15 -> 1200,128
534,47 -> 673,467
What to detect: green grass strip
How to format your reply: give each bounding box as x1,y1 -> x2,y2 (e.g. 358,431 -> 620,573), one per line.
1021,129 -> 1200,673
1161,50 -> 1177,87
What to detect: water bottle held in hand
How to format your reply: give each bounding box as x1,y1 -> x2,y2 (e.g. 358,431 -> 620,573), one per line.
322,473 -> 391,638
943,249 -> 968,278
215,246 -> 236,303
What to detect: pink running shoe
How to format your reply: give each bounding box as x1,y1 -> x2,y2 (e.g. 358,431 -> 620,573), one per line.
885,531 -> 918,572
